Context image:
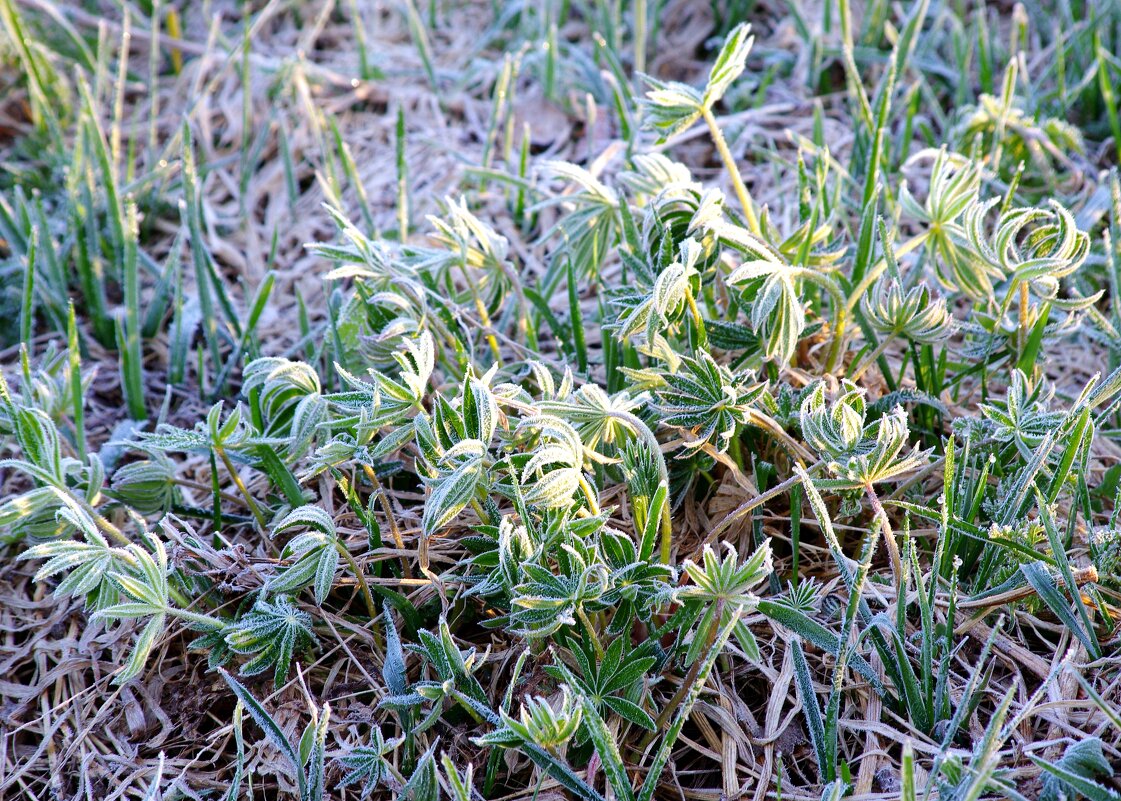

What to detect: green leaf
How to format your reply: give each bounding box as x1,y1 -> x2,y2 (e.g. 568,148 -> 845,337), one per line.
1033,739 -> 1119,801
115,613 -> 166,684
790,638 -> 827,773
757,600 -> 882,691
1022,561 -> 1099,658
219,669 -> 306,798
225,596 -> 316,688
578,694 -> 635,801
422,451 -> 484,536
703,23 -> 753,108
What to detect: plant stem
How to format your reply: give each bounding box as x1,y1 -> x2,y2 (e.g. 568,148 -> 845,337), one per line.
745,407 -> 816,464
685,288 -> 707,348
865,483 -> 902,588
823,305 -> 849,374
700,463 -> 821,551
214,444 -> 268,531
702,107 -> 760,236
790,267 -> 848,374
636,607 -> 740,801
633,0 -> 646,78
334,538 -> 378,619
89,504 -> 133,546
173,479 -> 244,506
847,334 -> 896,381
363,464 -> 411,580
640,599 -> 726,751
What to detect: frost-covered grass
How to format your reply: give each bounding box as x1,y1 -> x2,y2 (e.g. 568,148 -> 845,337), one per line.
2,0 -> 1121,798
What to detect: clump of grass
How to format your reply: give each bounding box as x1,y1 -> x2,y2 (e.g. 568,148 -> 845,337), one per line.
2,1 -> 1121,800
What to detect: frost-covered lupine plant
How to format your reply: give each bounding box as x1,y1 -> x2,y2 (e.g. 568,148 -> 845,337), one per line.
3,11 -> 1121,801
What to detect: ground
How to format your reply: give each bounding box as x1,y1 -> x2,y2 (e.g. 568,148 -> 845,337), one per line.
2,1 -> 1121,800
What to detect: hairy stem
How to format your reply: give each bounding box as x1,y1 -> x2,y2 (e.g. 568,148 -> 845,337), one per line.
334,538 -> 378,619
640,599 -> 727,751
865,483 -> 902,588
847,334 -> 896,381
214,444 -> 267,531
789,267 -> 847,374
700,463 -> 821,551
363,465 -> 411,580
702,107 -> 760,236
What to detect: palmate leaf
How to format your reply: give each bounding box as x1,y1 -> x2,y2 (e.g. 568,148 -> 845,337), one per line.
678,539 -> 772,607
640,24 -> 752,143
863,276 -> 954,344
225,596 -> 316,688
100,536 -> 171,616
510,556 -> 609,639
801,381 -> 929,486
676,540 -> 772,666
478,687 -> 583,751
965,198 -> 1089,285
537,161 -> 620,279
135,402 -> 271,463
0,484 -> 59,530
654,352 -> 764,453
1036,737 -> 1118,801
641,77 -> 704,141
424,195 -> 510,271
19,505 -> 128,603
721,231 -> 809,365
328,331 -> 433,426
899,149 -> 992,300
242,357 -> 325,458
0,370 -> 67,482
517,415 -> 588,510
407,617 -> 488,708
90,534 -> 176,684
523,467 -> 582,509
110,456 -> 178,514
752,270 -> 806,365
267,534 -> 338,604
461,366 -> 500,444
274,505 -> 337,537
546,636 -> 657,733
338,726 -> 399,799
